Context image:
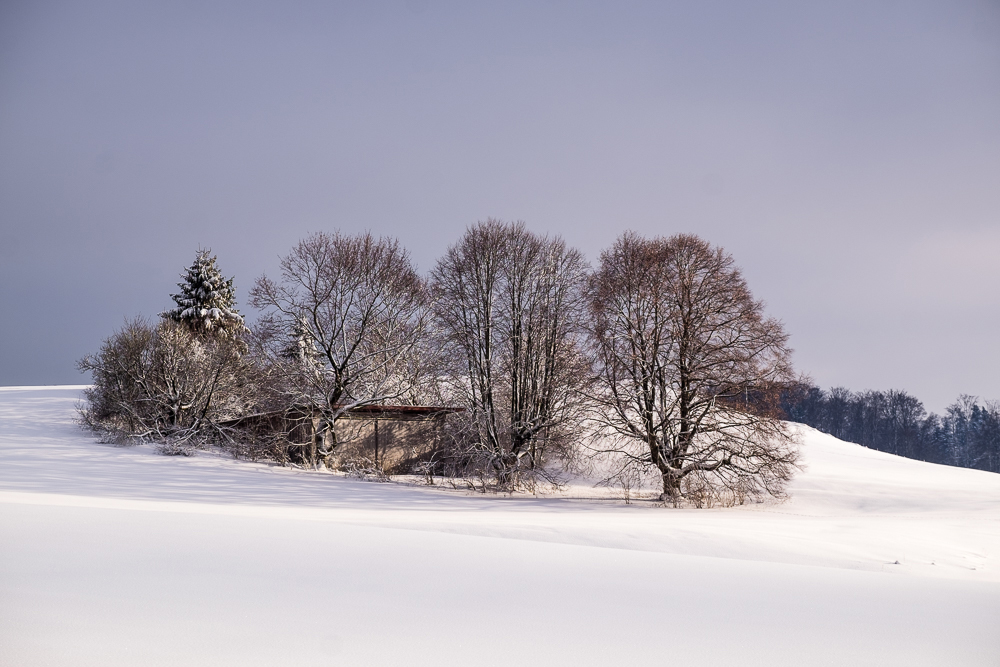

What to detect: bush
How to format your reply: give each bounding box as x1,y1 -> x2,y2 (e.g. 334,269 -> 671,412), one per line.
79,318 -> 250,445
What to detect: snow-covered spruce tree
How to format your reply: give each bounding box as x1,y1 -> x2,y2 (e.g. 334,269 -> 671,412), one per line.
163,249 -> 246,338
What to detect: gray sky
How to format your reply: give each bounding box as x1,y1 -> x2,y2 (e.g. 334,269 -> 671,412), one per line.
1,0 -> 998,413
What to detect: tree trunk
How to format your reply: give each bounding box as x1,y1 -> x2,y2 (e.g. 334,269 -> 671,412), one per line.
660,469 -> 682,505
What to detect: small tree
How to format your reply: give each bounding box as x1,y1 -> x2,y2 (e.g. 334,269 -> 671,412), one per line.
588,232 -> 798,506
431,219 -> 590,490
78,318 -> 250,446
163,249 -> 246,338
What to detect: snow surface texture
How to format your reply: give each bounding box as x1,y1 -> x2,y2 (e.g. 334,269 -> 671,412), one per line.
1,387 -> 998,666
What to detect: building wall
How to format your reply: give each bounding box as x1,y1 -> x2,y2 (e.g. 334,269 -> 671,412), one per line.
329,417 -> 446,473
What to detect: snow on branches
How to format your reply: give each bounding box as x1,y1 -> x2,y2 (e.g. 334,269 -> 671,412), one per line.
163,249 -> 246,337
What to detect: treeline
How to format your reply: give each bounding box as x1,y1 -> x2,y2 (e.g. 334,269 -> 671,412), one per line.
81,220 -> 798,504
780,384 -> 1000,473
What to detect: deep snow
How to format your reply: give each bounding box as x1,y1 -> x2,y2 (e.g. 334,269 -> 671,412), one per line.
1,386 -> 998,666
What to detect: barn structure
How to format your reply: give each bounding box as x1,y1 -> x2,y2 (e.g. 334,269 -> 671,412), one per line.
226,403 -> 464,472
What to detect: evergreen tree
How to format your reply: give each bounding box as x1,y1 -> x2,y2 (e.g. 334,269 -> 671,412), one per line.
778,383 -> 1000,472
163,249 -> 246,337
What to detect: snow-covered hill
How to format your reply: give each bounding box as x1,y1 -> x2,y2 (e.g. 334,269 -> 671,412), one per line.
2,386 -> 998,666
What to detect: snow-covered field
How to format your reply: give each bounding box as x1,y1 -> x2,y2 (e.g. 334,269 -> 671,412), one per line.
1,387 -> 998,666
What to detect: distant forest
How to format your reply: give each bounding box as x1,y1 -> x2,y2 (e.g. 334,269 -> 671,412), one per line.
779,385 -> 1000,474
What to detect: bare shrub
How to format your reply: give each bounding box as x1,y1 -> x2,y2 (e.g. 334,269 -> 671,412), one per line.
78,318 -> 251,446
342,456 -> 393,482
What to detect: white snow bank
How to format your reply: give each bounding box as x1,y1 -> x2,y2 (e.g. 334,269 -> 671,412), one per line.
1,387 -> 998,666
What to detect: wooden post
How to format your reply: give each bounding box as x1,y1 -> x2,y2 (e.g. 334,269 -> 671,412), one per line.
310,412 -> 321,468
374,419 -> 379,468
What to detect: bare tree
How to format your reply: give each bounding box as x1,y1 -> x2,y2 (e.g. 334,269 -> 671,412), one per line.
588,232 -> 798,506
250,231 -> 429,468
78,318 -> 251,450
431,219 -> 590,490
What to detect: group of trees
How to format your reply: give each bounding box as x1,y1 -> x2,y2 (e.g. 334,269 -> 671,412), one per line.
78,251 -> 253,449
80,221 -> 799,505
780,385 -> 1000,474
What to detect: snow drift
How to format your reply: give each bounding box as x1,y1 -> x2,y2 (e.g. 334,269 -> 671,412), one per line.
1,386 -> 998,666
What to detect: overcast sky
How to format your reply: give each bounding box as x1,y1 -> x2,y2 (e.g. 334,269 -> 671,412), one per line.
1,0 -> 998,413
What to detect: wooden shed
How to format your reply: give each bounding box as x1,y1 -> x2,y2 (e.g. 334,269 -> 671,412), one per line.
225,403 -> 463,472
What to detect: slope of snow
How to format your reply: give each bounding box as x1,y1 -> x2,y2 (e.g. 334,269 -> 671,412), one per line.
1,386 -> 998,666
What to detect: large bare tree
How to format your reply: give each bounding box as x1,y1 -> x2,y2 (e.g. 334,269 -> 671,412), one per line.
250,232 -> 429,467
431,219 -> 589,489
588,232 -> 798,505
